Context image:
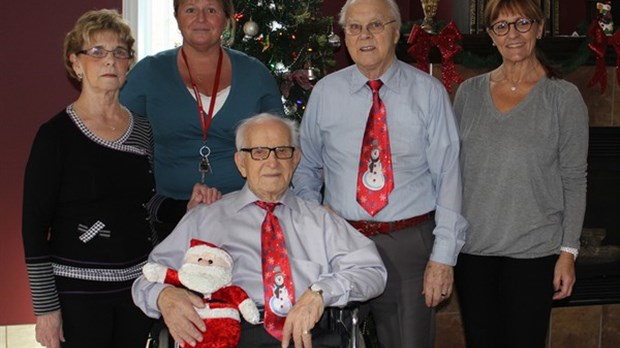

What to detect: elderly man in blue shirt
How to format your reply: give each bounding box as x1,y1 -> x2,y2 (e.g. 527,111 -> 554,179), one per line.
133,113 -> 387,348
292,0 -> 467,347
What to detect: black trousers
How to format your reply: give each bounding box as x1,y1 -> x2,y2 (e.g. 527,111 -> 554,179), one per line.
454,253 -> 557,348
59,290 -> 154,348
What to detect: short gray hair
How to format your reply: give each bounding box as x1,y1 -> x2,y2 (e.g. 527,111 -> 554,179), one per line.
235,113 -> 299,150
339,0 -> 402,28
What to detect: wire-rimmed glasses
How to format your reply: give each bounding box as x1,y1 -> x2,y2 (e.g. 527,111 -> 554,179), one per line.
344,20 -> 397,36
77,46 -> 133,59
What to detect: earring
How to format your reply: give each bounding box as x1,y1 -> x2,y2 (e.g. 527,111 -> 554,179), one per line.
537,35 -> 542,39
492,42 -> 496,47
77,73 -> 83,81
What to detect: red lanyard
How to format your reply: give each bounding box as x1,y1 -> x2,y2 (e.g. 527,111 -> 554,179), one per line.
181,47 -> 223,143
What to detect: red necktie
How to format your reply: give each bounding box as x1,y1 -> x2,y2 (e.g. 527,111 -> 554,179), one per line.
356,79 -> 394,216
255,201 -> 295,341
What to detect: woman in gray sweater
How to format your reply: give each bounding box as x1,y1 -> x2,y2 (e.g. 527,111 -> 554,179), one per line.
452,1 -> 588,347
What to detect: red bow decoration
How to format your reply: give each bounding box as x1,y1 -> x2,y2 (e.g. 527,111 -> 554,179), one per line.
280,70 -> 314,97
407,21 -> 464,93
587,20 -> 609,93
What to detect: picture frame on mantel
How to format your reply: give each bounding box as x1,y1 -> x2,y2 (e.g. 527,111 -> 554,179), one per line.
466,0 -> 559,36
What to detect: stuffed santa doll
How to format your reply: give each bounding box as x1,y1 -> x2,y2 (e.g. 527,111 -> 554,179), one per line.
143,239 -> 260,348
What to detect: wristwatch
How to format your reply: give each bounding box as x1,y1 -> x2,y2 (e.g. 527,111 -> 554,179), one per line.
309,283 -> 324,298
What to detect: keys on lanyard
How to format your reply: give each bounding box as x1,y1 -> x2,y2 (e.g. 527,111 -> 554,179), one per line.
198,145 -> 212,184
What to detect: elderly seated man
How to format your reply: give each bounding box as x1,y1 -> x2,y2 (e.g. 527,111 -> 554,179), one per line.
132,113 -> 387,348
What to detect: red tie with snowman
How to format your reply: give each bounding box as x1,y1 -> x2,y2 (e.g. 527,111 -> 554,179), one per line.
357,79 -> 394,216
255,201 -> 295,341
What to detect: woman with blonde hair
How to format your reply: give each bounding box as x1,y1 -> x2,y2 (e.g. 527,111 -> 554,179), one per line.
23,9 -> 155,347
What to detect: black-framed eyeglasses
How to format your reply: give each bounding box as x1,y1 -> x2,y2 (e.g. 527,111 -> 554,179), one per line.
344,20 -> 396,36
240,146 -> 296,160
77,46 -> 133,59
488,18 -> 536,36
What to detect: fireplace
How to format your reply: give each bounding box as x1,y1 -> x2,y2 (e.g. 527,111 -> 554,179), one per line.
555,127 -> 620,306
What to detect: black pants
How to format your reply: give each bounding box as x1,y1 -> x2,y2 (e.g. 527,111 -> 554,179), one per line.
454,253 -> 557,348
59,290 -> 154,348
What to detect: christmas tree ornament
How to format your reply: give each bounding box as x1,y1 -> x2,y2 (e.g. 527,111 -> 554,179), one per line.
420,0 -> 440,34
305,61 -> 318,81
283,99 -> 298,116
243,19 -> 259,37
328,32 -> 341,48
274,61 -> 288,75
270,21 -> 284,32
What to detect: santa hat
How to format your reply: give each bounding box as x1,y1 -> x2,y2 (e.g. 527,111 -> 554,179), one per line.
186,239 -> 233,268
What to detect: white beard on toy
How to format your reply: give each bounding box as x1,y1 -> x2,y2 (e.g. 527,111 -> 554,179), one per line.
178,263 -> 232,294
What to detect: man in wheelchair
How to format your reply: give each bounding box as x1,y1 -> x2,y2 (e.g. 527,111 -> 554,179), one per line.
133,114 -> 387,347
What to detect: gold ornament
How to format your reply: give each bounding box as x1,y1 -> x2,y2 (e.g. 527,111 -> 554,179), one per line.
420,0 -> 440,34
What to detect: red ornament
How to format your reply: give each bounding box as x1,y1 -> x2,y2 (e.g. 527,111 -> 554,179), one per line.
587,19 -> 610,93
407,21 -> 464,93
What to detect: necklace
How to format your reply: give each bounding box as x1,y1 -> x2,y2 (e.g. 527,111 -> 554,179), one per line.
498,65 -> 526,92
508,82 -> 518,92
502,71 -> 521,92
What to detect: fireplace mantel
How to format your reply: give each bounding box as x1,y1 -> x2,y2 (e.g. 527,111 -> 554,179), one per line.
398,34 -> 600,67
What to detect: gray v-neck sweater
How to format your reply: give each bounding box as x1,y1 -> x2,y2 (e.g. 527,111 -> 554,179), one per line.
453,73 -> 588,258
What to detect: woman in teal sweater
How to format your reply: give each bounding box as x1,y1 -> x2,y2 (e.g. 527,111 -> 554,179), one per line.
121,0 -> 283,238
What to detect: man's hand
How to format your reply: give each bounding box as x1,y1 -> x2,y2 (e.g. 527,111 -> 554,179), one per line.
553,252 -> 576,300
281,289 -> 325,348
187,183 -> 222,210
423,260 -> 453,307
157,287 -> 206,347
35,310 -> 65,348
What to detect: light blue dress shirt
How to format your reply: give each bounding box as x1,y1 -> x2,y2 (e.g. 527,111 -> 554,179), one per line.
132,185 -> 387,318
293,59 -> 467,266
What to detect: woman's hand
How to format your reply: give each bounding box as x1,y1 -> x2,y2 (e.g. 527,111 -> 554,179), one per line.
187,183 -> 222,210
35,310 -> 64,348
553,252 -> 576,300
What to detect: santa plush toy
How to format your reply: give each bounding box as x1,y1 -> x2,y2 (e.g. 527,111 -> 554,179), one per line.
142,239 -> 260,348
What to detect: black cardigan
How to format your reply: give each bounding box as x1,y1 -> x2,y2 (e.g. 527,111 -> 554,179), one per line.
22,106 -> 156,315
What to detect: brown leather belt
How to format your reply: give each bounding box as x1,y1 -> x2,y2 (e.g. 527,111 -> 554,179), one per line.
347,211 -> 435,237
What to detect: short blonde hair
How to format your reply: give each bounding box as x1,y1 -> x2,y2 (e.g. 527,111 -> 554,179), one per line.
63,9 -> 135,80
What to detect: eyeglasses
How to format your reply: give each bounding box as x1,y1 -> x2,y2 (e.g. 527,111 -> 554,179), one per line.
344,20 -> 396,36
240,146 -> 296,161
488,18 -> 536,36
77,46 -> 133,59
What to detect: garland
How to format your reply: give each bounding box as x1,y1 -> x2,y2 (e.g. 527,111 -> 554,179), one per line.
403,20 -> 595,91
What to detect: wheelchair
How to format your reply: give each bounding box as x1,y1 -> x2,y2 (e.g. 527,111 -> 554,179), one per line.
146,303 -> 378,348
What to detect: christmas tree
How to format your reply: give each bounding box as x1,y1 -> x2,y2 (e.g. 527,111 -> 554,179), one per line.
229,0 -> 341,120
